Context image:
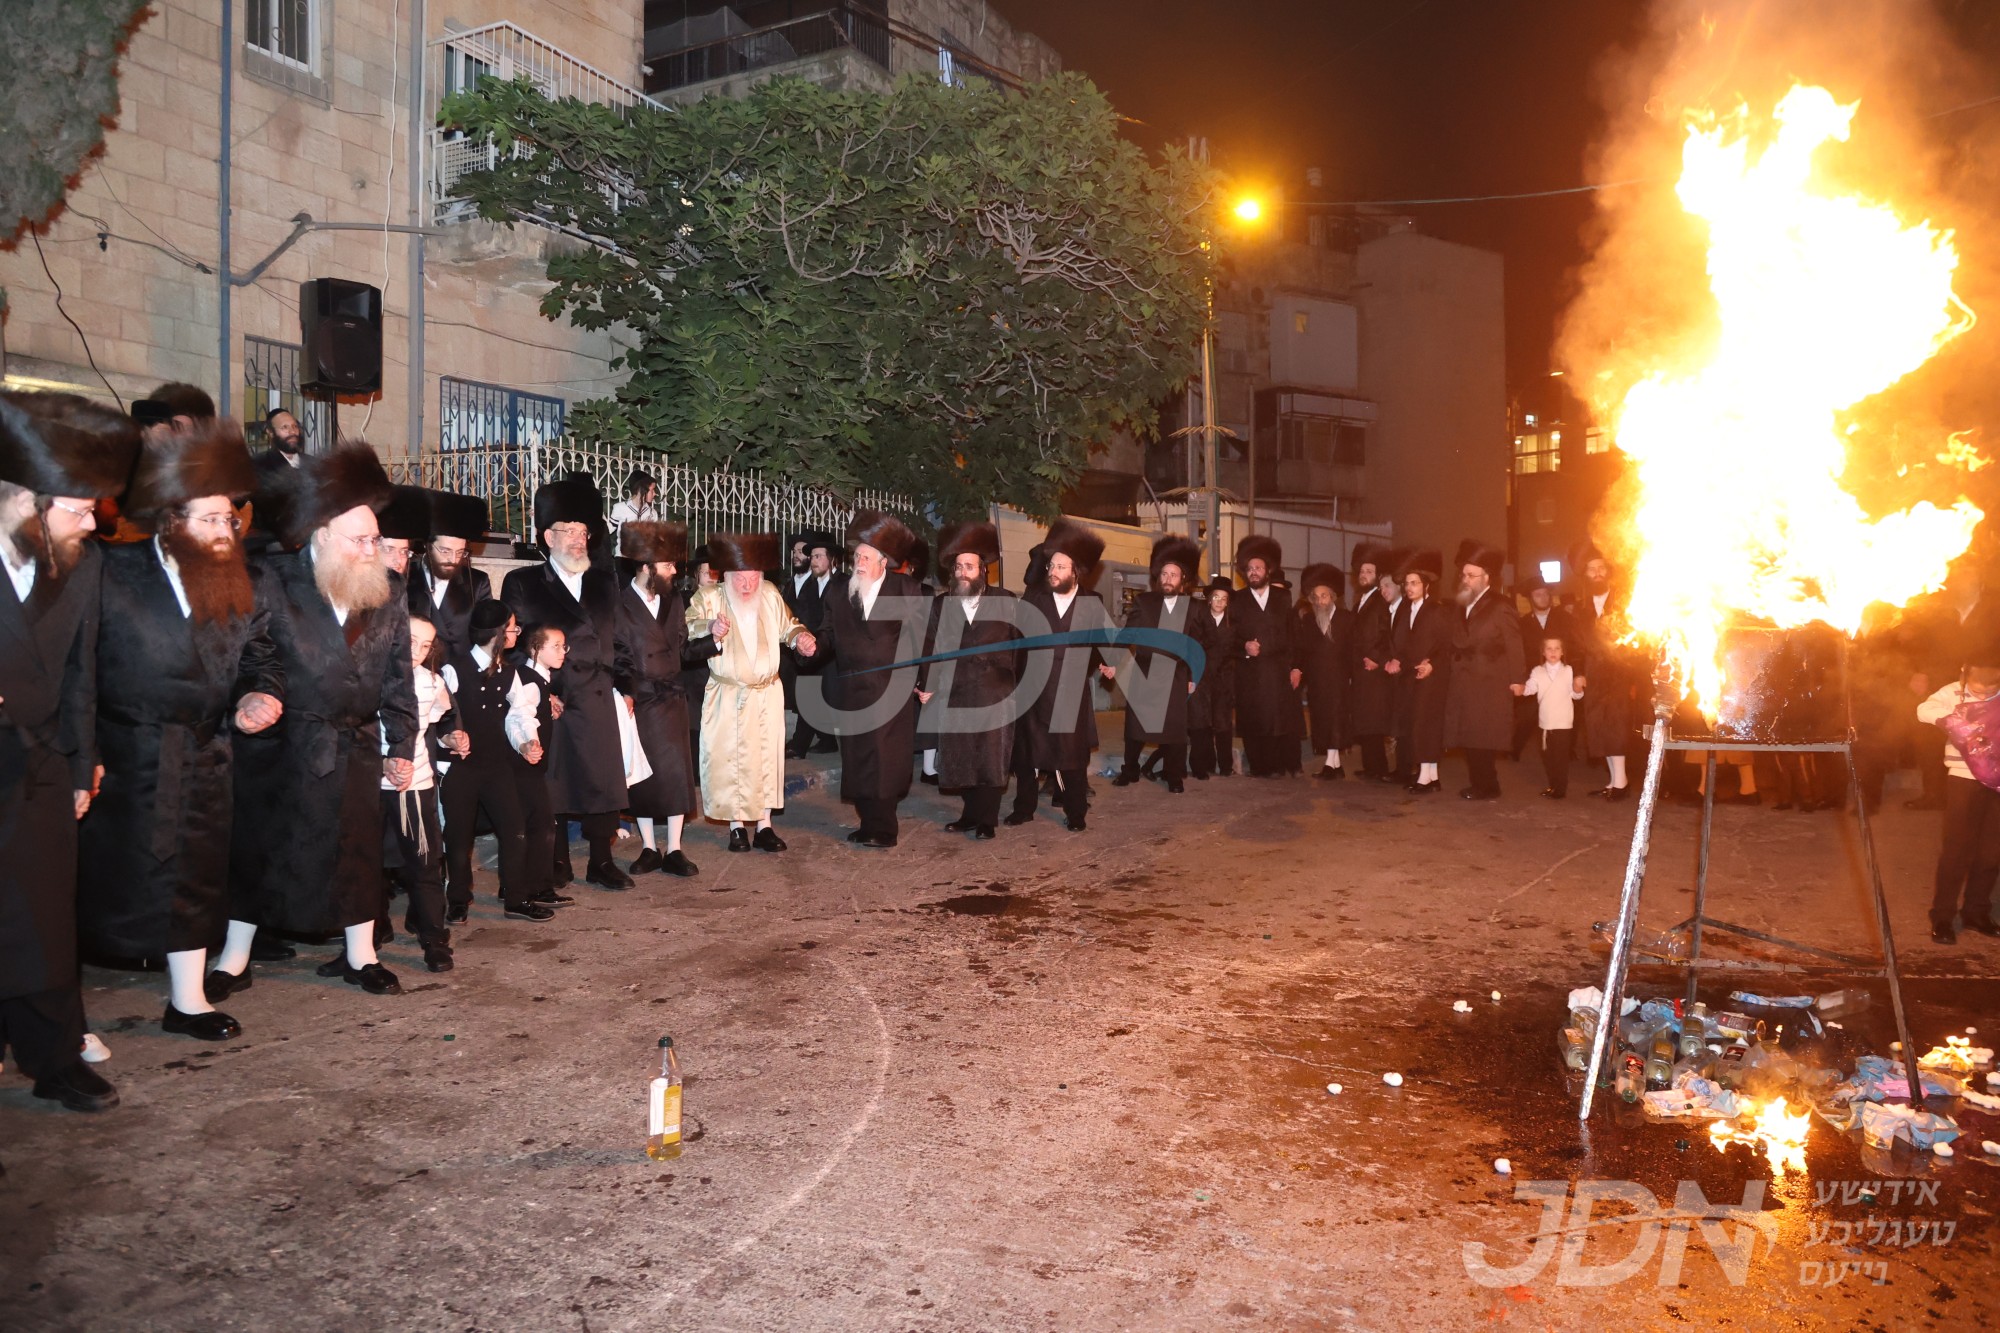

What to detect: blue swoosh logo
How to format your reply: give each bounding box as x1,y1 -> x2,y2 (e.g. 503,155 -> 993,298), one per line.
837,628 -> 1205,685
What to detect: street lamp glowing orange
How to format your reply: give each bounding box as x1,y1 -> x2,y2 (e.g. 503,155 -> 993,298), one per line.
1232,195 -> 1264,224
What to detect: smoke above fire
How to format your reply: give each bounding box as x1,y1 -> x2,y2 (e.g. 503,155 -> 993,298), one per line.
1556,0 -> 2000,709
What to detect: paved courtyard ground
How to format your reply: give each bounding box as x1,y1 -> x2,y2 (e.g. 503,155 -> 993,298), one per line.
4,744 -> 1996,1331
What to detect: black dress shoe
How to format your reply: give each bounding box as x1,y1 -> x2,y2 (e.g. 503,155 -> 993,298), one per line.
1111,771 -> 1140,787
728,828 -> 751,852
1191,770 -> 1210,781
505,901 -> 557,922
1167,780 -> 1185,794
586,860 -> 635,891
1407,780 -> 1442,794
785,743 -> 810,759
846,829 -> 868,843
203,968 -> 252,1005
1461,788 -> 1501,801
811,737 -> 839,754
1906,796 -> 1946,811
1004,811 -> 1034,826
445,902 -> 470,924
533,887 -> 576,906
424,946 -> 455,973
1932,922 -> 1958,945
1602,787 -> 1631,803
1065,816 -> 1087,832
662,850 -> 699,877
162,1003 -> 241,1041
1963,917 -> 2000,937
1383,772 -> 1412,786
1541,788 -> 1566,800
944,818 -> 979,832
321,958 -> 402,995
753,827 -> 787,852
920,772 -> 939,786
32,1063 -> 119,1112
1316,766 -> 1345,781
249,933 -> 296,962
629,848 -> 665,876
974,824 -> 996,839
850,831 -> 897,848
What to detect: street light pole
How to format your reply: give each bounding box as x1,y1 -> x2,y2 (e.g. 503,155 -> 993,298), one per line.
1200,314 -> 1219,577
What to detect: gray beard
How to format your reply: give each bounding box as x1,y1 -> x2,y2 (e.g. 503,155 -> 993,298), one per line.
551,551 -> 590,577
312,537 -> 392,613
952,577 -> 982,598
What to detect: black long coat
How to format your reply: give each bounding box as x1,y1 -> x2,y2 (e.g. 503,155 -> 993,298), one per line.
0,546 -> 100,1000
817,571 -> 923,802
1231,585 -> 1303,741
778,569 -> 831,713
1017,585 -> 1109,771
229,551 -> 415,935
1296,604 -> 1356,753
1121,591 -> 1196,746
1389,596 -> 1454,764
1349,586 -> 1396,738
1444,590 -> 1527,752
920,588 -> 1021,789
502,561 -> 628,815
613,581 -> 698,820
78,542 -> 283,959
1570,591 -> 1640,760
409,563 -> 492,661
1188,606 -> 1236,733
1518,605 -> 1578,670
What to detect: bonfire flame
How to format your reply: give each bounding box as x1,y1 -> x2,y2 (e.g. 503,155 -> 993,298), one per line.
1614,85 -> 1982,715
1709,1095 -> 1813,1174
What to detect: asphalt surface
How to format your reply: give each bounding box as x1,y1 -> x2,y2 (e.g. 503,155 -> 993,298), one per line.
3,741 -> 1997,1331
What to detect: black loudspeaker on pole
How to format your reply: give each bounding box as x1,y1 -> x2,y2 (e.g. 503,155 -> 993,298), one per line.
299,278 -> 384,396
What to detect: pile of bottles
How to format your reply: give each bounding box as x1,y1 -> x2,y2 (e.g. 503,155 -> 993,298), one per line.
1557,997 -> 1823,1105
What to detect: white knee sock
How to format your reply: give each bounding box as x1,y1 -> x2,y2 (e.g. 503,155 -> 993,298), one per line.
166,949 -> 215,1014
1324,749 -> 1341,769
637,816 -> 658,852
755,814 -> 772,831
1607,755 -> 1629,789
1736,762 -> 1757,795
665,814 -> 684,853
215,920 -> 258,977
344,922 -> 379,969
1419,761 -> 1439,783
730,820 -> 745,831
923,748 -> 938,775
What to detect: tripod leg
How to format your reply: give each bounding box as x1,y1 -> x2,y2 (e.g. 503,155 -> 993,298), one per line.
1581,704 -> 1673,1120
1686,750 -> 1717,1009
1846,740 -> 1926,1103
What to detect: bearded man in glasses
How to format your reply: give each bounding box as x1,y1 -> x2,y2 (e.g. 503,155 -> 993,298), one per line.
227,441 -> 418,997
77,418 -> 285,1041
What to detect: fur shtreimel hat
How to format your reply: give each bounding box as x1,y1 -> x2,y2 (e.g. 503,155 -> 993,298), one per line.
1043,518 -> 1106,578
936,520 -> 1000,578
427,489 -> 489,543
0,391 -> 141,498
620,520 -> 689,565
1235,533 -> 1284,577
1351,541 -> 1390,575
1455,539 -> 1505,580
533,475 -> 603,545
262,438 -> 393,548
122,416 -> 255,528
1399,547 -> 1444,581
1150,534 -> 1202,587
846,509 -> 919,567
376,485 -> 433,544
706,531 -> 778,575
1298,562 -> 1345,598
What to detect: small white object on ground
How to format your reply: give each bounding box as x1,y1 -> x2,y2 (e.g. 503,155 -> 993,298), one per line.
81,1034 -> 110,1064
1982,1140 -> 2000,1156
1452,1000 -> 1472,1013
1491,991 -> 1503,1002
1325,1082 -> 1342,1095
1891,1041 -> 1903,1052
1383,1071 -> 1404,1087
1494,1158 -> 1511,1175
1934,1141 -> 1955,1158
1968,1026 -> 1979,1035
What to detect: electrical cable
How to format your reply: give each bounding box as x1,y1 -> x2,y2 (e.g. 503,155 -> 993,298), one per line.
28,229 -> 124,410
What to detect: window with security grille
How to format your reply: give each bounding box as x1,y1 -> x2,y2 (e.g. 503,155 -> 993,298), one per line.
243,336 -> 334,456
247,0 -> 317,71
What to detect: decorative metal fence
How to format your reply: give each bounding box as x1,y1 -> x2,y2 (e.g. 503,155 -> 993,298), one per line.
388,436 -> 920,547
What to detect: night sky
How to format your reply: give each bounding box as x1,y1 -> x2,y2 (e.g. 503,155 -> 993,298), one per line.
997,0 -> 2000,395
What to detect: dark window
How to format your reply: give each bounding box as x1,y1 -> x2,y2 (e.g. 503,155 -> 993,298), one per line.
244,336 -> 334,455
248,0 -> 316,70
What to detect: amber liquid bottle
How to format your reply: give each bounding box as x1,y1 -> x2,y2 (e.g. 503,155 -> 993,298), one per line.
647,1036 -> 684,1161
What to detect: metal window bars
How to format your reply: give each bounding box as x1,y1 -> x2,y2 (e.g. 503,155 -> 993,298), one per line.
243,335 -> 335,456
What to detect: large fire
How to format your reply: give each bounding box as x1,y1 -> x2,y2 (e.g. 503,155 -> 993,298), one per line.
1612,85 -> 1982,714
1709,1095 -> 1813,1174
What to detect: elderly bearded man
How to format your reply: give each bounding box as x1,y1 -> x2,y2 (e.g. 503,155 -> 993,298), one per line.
77,418 -> 283,1040
0,392 -> 140,1112
686,533 -> 818,851
228,442 -> 418,996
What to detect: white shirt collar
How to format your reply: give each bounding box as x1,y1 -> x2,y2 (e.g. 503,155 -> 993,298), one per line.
960,592 -> 981,623
1163,593 -> 1181,612
550,559 -> 585,601
154,537 -> 191,617
1593,591 -> 1609,615
1251,585 -> 1270,609
472,644 -> 494,670
3,541 -> 36,603
815,571 -> 831,592
1053,587 -> 1078,617
855,573 -> 883,618
1407,595 -> 1425,618
428,567 -> 450,606
306,543 -> 349,625
793,570 -> 810,592
633,575 -> 660,616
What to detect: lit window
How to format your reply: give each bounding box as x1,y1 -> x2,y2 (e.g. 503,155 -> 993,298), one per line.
248,0 -> 317,72
1585,427 -> 1611,455
1294,312 -> 1309,334
1540,560 -> 1562,583
1524,413 -> 1538,428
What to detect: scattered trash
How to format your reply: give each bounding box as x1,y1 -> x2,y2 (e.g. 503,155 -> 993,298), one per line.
1919,1036 -> 1994,1074
1935,1141 -> 1956,1159
1493,1158 -> 1511,1174
1731,991 -> 1814,1009
1324,1083 -> 1342,1096
1844,1056 -> 1961,1103
1858,1102 -> 1959,1153
1594,920 -> 1691,959
1983,1140 -> 2000,1156
1491,991 -> 1503,1003
442,1034 -> 455,1042
1452,1000 -> 1473,1014
1383,1072 -> 1404,1087
1566,985 -> 1637,1017
80,1034 -> 110,1064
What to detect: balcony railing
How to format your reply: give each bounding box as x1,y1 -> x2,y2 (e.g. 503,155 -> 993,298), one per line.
643,4 -> 890,95
428,22 -> 666,228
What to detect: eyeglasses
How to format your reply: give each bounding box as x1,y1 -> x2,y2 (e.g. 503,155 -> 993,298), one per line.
188,512 -> 241,532
331,532 -> 382,554
47,500 -> 95,520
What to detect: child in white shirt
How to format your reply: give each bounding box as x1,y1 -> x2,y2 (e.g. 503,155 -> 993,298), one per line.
1515,635 -> 1584,799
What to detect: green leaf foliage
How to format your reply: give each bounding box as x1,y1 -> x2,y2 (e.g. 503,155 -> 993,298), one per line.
440,73 -> 1214,518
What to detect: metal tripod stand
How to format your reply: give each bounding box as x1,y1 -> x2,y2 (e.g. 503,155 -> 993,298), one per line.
1577,667 -> 1926,1120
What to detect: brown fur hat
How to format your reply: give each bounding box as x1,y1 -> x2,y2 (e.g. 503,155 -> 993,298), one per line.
846,509 -> 919,567
1043,518 -> 1106,579
1298,562 -> 1345,598
122,415 -> 256,527
1235,533 -> 1284,578
1150,534 -> 1203,587
936,520 -> 1000,577
265,438 -> 393,547
1456,540 -> 1505,579
707,531 -> 778,574
0,391 -> 141,497
619,520 -> 689,565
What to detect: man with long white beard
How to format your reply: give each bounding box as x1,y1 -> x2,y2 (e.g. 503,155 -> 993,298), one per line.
686,533 -> 818,850
0,392 -> 140,1112
77,418 -> 284,1040
502,476 -> 632,890
226,441 -> 418,996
